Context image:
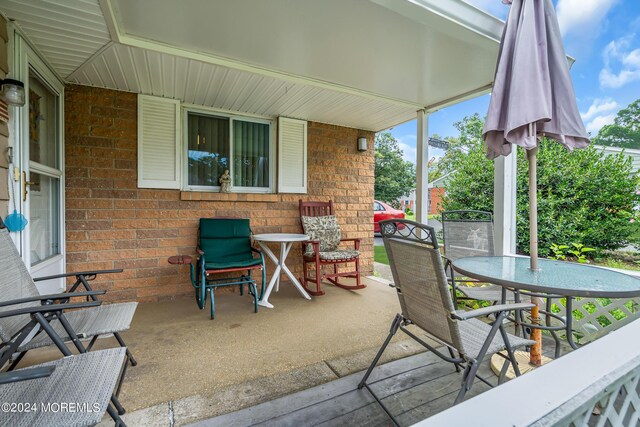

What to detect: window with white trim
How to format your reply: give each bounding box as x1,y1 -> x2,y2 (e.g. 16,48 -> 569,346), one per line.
184,109 -> 273,192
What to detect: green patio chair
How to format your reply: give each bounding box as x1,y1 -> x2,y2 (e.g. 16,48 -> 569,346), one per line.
190,218 -> 266,319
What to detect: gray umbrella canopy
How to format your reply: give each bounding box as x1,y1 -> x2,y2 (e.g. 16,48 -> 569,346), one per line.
483,0 -> 590,159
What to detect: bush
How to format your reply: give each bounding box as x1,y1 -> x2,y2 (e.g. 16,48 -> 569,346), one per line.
440,117 -> 640,256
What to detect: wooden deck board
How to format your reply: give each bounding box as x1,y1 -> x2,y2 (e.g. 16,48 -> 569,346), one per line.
193,350 -> 500,427
193,335 -> 569,427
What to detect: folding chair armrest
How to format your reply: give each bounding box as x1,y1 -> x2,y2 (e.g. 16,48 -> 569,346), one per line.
197,247 -> 205,255
452,302 -> 534,321
0,366 -> 55,385
0,301 -> 102,319
0,291 -> 106,308
34,269 -> 123,282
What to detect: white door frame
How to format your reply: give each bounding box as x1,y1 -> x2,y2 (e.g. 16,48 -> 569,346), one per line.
9,27 -> 65,293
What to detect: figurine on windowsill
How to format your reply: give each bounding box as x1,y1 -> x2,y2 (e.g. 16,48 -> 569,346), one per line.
219,169 -> 231,193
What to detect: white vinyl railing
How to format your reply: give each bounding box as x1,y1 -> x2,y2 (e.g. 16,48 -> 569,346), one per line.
413,317 -> 640,427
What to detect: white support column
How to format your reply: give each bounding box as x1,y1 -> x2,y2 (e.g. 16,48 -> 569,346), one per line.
415,110 -> 429,224
493,150 -> 517,255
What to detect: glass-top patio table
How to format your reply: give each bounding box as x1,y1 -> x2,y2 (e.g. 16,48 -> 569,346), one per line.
452,256 -> 640,350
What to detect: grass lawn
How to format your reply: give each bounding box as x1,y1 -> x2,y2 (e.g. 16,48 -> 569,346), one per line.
374,246 -> 389,264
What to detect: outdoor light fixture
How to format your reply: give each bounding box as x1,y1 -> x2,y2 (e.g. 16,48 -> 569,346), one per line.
357,137 -> 367,152
0,79 -> 25,107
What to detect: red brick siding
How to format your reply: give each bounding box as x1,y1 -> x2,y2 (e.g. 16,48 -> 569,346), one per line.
64,85 -> 374,302
429,188 -> 445,215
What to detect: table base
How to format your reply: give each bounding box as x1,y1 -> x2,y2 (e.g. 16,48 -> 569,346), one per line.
256,240 -> 312,309
257,300 -> 274,309
490,350 -> 553,380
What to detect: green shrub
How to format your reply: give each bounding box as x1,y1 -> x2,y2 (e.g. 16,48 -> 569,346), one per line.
439,116 -> 640,255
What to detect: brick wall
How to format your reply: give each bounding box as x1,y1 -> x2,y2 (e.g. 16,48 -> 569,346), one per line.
429,188 -> 445,215
64,85 -> 374,302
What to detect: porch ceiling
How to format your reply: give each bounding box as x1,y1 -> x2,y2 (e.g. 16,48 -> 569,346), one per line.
0,0 -> 503,132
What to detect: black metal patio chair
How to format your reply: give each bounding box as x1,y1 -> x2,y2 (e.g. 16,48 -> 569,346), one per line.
441,210 -> 515,306
0,347 -> 128,426
358,219 -> 534,425
0,220 -> 137,413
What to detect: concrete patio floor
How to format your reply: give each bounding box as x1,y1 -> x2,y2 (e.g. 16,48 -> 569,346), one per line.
17,276 -> 436,425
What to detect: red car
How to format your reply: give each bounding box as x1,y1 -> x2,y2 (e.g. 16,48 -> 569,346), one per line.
374,200 -> 405,233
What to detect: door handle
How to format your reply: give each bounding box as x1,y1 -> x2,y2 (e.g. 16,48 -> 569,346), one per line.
22,171 -> 35,202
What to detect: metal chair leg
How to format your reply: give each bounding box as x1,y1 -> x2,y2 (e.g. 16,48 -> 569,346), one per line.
454,361 -> 478,405
447,347 -> 461,373
209,287 -> 215,320
251,283 -> 258,313
107,403 -> 127,425
113,332 -> 138,367
111,394 -> 126,415
499,325 -> 522,377
358,314 -> 402,389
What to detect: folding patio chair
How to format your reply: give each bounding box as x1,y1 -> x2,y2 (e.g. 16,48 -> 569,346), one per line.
358,219 -> 534,425
441,210 -> 515,306
189,218 -> 266,319
0,348 -> 128,426
0,222 -> 137,388
299,200 -> 364,296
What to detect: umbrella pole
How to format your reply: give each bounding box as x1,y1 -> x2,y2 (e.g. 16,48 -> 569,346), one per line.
527,145 -> 543,366
528,146 -> 539,271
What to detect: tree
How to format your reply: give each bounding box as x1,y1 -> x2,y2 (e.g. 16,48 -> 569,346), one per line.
374,132 -> 416,203
441,115 -> 639,255
594,99 -> 640,149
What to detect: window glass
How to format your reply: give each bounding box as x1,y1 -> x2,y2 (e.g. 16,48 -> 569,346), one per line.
186,111 -> 272,190
29,173 -> 60,265
29,74 -> 58,169
233,120 -> 270,188
187,113 -> 229,186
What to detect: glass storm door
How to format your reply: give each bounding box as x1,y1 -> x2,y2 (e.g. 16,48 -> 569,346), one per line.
22,64 -> 64,293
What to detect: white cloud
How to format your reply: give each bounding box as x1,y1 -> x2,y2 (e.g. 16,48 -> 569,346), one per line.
397,140 -> 417,164
556,0 -> 617,36
585,113 -> 616,134
580,98 -> 618,122
599,36 -> 640,88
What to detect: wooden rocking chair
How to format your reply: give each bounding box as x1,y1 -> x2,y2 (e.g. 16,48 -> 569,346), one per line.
299,200 -> 365,296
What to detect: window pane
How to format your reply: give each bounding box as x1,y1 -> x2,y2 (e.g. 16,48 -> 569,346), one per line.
233,120 -> 270,188
187,113 -> 230,186
29,73 -> 59,169
29,173 -> 60,265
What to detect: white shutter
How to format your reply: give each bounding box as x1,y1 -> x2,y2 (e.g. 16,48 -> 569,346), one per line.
278,117 -> 307,193
138,95 -> 181,189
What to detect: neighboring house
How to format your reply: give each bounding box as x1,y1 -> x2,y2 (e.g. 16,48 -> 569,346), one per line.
595,145 -> 640,175
400,172 -> 454,215
0,1 -> 503,302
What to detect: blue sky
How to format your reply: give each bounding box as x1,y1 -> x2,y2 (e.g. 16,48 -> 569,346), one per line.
390,0 -> 640,164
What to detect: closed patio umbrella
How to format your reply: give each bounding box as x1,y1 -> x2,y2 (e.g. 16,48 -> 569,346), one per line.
483,0 -> 590,366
